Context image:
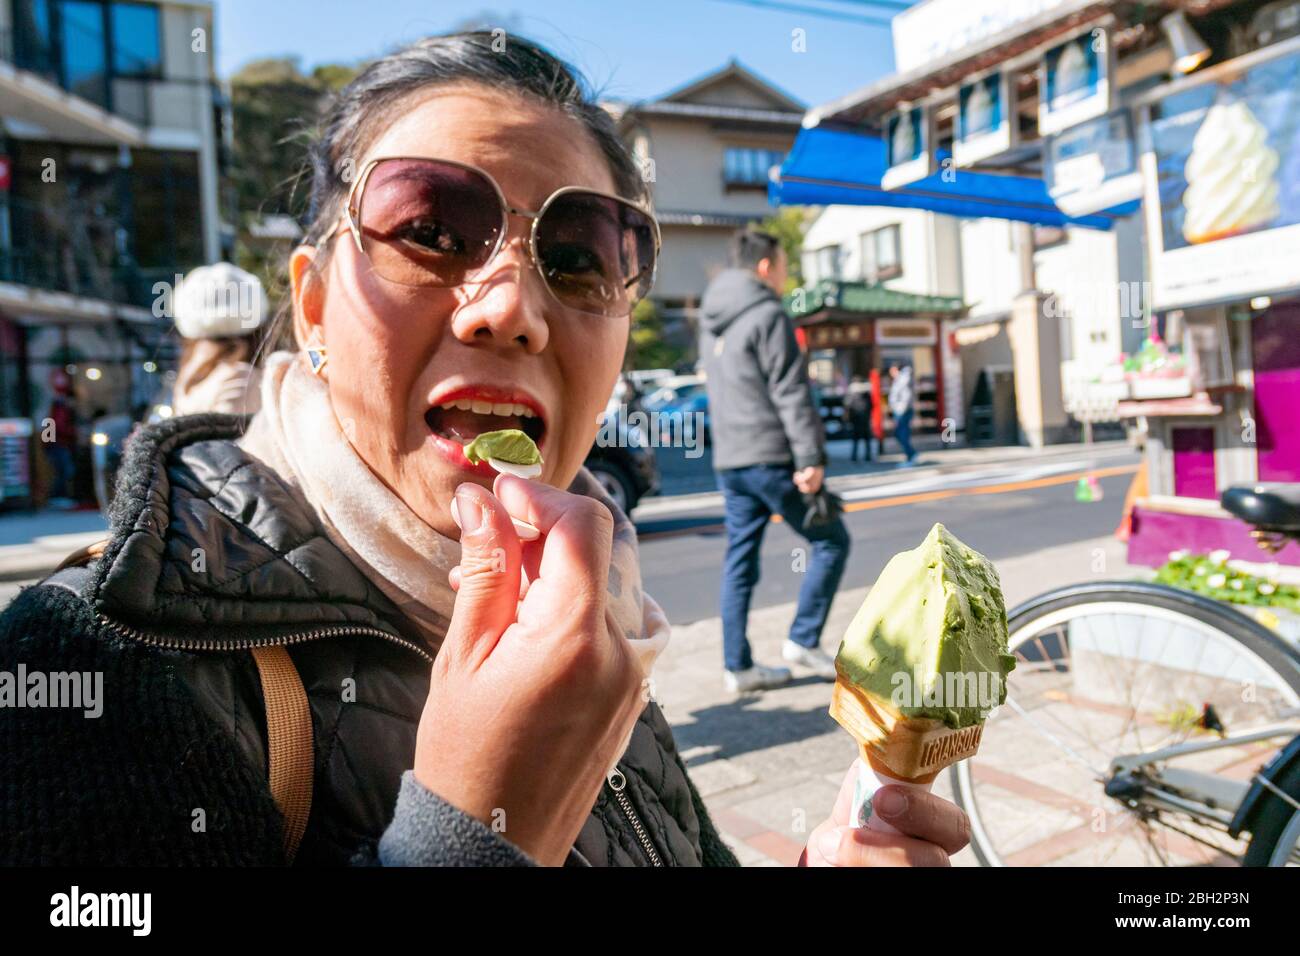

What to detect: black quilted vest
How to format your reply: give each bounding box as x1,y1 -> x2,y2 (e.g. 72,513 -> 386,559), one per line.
41,414 -> 734,866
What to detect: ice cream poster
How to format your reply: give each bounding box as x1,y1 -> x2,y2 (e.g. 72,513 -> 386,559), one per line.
1038,30 -> 1111,136
954,71 -> 1015,167
1144,49 -> 1300,309
882,104 -> 935,190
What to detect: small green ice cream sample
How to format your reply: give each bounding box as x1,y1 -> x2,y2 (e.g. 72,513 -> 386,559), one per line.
835,523 -> 1016,729
462,429 -> 543,477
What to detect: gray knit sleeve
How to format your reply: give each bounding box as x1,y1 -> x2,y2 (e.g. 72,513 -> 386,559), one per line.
378,771 -> 537,867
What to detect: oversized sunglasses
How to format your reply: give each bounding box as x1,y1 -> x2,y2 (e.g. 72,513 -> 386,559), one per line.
328,157 -> 660,318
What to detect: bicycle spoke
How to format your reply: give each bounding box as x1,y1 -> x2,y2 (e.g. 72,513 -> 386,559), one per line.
959,588 -> 1300,868
1002,694 -> 1108,779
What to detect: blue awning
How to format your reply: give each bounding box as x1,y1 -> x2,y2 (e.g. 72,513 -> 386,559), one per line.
769,126 -> 1140,230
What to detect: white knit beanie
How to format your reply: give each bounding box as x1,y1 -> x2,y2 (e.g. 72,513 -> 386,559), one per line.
174,263 -> 268,339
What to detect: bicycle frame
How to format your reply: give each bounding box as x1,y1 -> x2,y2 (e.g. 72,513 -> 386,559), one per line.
1107,722 -> 1300,832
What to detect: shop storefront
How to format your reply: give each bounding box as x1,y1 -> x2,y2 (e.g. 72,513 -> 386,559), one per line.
786,279 -> 966,434
1123,35 -> 1300,567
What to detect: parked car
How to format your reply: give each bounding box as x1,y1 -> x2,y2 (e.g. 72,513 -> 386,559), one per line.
626,368 -> 675,392
643,375 -> 704,413
657,391 -> 709,447
586,407 -> 660,513
90,413 -> 134,514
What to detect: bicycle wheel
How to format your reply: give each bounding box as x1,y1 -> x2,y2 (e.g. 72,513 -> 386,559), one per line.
1243,758 -> 1300,866
951,581 -> 1300,866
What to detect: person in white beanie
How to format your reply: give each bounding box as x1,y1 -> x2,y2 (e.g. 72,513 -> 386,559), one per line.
172,262 -> 268,417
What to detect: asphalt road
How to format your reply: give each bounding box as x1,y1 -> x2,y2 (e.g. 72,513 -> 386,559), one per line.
637,467 -> 1136,624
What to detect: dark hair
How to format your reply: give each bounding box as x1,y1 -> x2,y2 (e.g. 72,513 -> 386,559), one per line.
305,31 -> 645,242
265,31 -> 647,352
730,228 -> 782,270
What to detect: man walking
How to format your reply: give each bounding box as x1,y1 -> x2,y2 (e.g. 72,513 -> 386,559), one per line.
888,363 -> 918,464
699,229 -> 850,693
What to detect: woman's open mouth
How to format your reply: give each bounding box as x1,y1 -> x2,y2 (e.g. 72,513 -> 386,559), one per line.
424,386 -> 547,475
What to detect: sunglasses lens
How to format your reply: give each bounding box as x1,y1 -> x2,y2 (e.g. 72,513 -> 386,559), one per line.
534,192 -> 657,317
356,160 -> 503,286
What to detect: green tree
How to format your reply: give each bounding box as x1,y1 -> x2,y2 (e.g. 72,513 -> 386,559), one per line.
755,206 -> 813,293
229,57 -> 359,321
628,298 -> 687,371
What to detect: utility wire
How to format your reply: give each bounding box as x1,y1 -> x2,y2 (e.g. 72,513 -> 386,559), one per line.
706,0 -> 894,27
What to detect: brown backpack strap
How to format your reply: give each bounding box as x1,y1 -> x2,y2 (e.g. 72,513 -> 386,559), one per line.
57,540 -> 315,863
250,645 -> 315,864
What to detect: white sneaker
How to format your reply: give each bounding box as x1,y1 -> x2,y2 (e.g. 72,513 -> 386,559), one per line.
782,641 -> 838,679
724,663 -> 792,693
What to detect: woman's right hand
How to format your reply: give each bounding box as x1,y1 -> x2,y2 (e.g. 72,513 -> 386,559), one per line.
412,475 -> 647,866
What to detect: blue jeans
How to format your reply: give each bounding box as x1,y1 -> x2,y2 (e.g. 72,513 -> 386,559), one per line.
717,464 -> 850,672
894,409 -> 916,461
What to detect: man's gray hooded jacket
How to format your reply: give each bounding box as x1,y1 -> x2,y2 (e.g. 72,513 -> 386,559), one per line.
699,268 -> 826,472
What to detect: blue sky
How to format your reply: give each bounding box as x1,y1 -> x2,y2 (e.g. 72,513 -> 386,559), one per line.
214,0 -> 906,108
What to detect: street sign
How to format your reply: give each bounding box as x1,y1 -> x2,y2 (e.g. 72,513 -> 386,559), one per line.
1044,109 -> 1142,217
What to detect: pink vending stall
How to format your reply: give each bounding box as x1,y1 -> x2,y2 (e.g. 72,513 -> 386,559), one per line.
1123,39 -> 1300,568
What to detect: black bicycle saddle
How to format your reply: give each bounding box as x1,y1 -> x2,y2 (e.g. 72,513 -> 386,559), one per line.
1221,483 -> 1300,532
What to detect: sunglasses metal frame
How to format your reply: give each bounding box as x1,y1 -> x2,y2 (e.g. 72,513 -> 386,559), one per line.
326,155 -> 661,317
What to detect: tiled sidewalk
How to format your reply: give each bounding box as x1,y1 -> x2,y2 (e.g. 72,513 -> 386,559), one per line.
653,533 -> 1141,866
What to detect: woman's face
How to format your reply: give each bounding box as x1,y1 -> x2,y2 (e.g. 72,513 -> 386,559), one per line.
292,86 -> 631,538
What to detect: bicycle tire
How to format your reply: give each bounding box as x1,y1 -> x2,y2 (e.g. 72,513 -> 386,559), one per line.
952,580 -> 1300,867
1243,759 -> 1300,866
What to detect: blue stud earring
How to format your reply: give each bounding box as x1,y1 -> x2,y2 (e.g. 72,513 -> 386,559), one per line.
307,347 -> 328,375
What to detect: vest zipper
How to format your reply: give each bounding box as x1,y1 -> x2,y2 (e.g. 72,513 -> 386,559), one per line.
607,768 -> 664,867
95,611 -> 435,663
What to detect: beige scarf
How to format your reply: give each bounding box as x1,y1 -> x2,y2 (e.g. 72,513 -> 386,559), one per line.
238,350 -> 668,684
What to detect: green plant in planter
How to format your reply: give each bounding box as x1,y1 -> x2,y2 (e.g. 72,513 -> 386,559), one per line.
1154,550 -> 1300,612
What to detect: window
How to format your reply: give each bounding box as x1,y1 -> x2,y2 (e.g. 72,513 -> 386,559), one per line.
815,245 -> 842,281
723,147 -> 786,186
12,1 -> 162,113
60,0 -> 109,108
111,3 -> 162,78
861,224 -> 902,281
13,0 -> 58,81
131,150 -> 203,271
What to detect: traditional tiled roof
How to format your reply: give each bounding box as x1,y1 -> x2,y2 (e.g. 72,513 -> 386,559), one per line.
785,279 -> 966,320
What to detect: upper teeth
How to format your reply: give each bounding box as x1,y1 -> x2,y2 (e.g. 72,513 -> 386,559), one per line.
438,398 -> 536,418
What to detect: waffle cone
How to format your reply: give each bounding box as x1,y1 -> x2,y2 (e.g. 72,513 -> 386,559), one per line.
830,676 -> 984,782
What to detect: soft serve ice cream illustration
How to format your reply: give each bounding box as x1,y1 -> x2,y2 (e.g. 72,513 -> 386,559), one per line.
891,111 -> 916,167
964,79 -> 994,138
1182,99 -> 1280,244
1051,39 -> 1090,108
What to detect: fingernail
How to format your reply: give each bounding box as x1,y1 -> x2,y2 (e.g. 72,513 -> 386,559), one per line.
816,827 -> 843,859
875,786 -> 908,818
453,487 -> 482,533
512,517 -> 541,541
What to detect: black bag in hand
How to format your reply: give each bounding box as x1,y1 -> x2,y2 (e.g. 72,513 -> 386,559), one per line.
801,486 -> 844,532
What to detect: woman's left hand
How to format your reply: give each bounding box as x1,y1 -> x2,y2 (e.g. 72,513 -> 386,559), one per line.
800,759 -> 971,867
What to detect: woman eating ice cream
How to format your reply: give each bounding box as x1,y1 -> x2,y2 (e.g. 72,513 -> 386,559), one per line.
0,32 -> 968,868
